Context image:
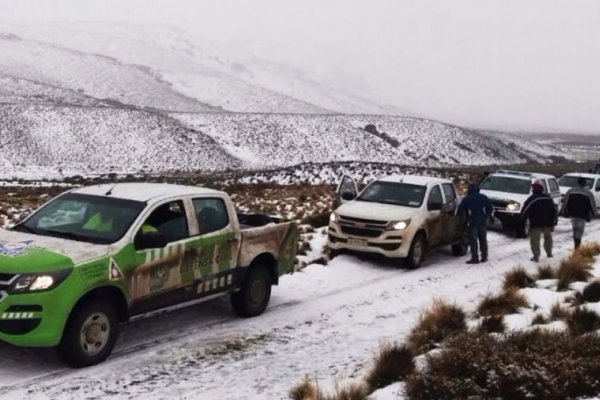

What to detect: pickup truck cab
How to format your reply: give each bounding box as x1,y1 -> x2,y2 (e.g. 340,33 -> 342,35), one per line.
558,173 -> 600,210
0,183 -> 298,367
479,170 -> 561,237
327,175 -> 467,269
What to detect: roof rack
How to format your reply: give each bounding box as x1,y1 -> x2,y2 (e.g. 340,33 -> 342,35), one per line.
495,170 -> 534,177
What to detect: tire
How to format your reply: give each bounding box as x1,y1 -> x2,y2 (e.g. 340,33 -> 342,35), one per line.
57,299 -> 118,368
405,234 -> 426,269
517,217 -> 530,238
231,265 -> 272,318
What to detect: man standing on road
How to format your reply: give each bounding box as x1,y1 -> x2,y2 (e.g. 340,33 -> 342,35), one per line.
458,183 -> 494,264
522,181 -> 558,262
561,177 -> 598,249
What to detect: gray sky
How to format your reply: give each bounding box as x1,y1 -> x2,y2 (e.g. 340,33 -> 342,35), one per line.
1,0 -> 599,133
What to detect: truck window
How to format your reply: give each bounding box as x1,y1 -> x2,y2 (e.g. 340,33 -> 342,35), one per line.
540,180 -> 548,193
558,176 -> 593,189
428,185 -> 443,206
141,201 -> 189,242
442,184 -> 456,204
193,198 -> 229,235
357,182 -> 426,207
548,179 -> 559,193
596,180 -> 600,192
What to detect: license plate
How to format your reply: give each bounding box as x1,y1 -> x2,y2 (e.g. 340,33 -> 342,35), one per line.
348,238 -> 367,247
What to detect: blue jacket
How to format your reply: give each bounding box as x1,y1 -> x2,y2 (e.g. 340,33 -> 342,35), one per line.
458,184 -> 494,228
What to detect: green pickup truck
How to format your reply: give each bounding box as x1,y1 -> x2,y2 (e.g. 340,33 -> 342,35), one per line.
0,183 -> 298,367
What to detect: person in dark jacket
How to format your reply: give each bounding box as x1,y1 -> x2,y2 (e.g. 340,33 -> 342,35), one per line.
457,183 -> 494,264
560,177 -> 598,249
522,181 -> 558,262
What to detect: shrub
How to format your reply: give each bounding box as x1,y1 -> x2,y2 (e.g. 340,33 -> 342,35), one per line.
503,266 -> 536,290
556,252 -> 594,291
583,281 -> 600,303
301,212 -> 331,228
477,289 -> 528,316
531,314 -> 550,325
289,376 -> 319,400
575,242 -> 600,260
405,330 -> 600,400
478,315 -> 505,333
550,302 -> 569,321
288,377 -> 368,400
566,308 -> 600,336
407,299 -> 467,355
536,264 -> 556,280
365,344 -> 414,391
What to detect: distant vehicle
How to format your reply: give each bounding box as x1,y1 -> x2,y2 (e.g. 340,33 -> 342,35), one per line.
479,170 -> 561,237
327,175 -> 468,269
558,173 -> 600,210
0,183 -> 298,367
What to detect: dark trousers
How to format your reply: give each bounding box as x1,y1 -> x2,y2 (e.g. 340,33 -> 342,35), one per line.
469,226 -> 488,261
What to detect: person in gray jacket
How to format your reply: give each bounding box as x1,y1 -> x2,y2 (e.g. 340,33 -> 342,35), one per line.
560,177 -> 598,249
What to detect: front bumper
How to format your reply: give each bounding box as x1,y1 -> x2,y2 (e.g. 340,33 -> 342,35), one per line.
0,275 -> 81,347
493,211 -> 523,227
327,223 -> 410,258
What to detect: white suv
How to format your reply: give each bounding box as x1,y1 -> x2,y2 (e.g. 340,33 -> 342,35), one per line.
327,175 -> 467,269
558,172 -> 600,211
479,170 -> 561,237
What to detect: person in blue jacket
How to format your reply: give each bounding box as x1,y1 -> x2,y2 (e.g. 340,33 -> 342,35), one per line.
457,183 -> 494,264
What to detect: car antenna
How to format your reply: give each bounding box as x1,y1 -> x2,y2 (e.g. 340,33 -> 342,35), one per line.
105,183 -> 117,196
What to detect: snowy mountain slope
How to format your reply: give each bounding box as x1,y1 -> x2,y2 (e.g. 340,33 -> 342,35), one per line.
173,113 -> 570,168
0,32 -> 216,112
1,23 -> 402,114
0,104 -> 239,174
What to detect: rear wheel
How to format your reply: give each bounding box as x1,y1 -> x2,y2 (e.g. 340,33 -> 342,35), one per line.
231,265 -> 272,318
405,234 -> 426,269
57,299 -> 118,368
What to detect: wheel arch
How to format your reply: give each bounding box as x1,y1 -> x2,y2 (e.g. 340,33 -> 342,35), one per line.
68,285 -> 129,325
247,252 -> 279,285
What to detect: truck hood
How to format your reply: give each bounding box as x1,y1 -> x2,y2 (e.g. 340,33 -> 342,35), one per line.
336,201 -> 418,222
0,229 -> 110,274
479,189 -> 530,207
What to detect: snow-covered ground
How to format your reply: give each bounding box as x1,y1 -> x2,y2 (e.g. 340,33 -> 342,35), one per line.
0,218 -> 596,400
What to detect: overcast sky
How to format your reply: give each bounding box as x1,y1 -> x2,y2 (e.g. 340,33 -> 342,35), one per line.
1,0 -> 599,133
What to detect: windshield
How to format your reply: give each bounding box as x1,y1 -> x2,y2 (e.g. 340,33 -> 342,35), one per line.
480,176 -> 532,195
13,193 -> 145,245
357,181 -> 426,207
558,176 -> 594,189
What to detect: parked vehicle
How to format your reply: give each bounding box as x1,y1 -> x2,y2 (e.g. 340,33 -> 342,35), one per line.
327,175 -> 468,269
0,183 -> 298,367
558,172 -> 600,210
479,170 -> 561,237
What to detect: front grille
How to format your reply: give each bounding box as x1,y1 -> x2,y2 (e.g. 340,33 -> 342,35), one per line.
338,215 -> 389,226
341,226 -> 383,238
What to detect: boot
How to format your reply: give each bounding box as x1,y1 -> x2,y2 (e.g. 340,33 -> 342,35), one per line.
466,258 -> 480,265
575,238 -> 581,249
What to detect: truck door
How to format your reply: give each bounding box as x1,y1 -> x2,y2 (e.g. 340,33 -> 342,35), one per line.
441,183 -> 462,244
426,185 -> 444,247
336,175 -> 358,204
547,178 -> 562,206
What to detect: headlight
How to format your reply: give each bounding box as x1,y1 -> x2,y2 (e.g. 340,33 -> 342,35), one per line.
388,219 -> 411,230
329,212 -> 339,224
9,268 -> 72,293
506,202 -> 520,212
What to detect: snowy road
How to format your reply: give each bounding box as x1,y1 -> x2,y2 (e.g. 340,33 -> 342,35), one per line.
0,219 -> 598,400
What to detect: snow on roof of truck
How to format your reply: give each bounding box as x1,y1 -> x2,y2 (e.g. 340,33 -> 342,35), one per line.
491,170 -> 556,180
560,172 -> 600,179
71,183 -> 222,202
377,174 -> 450,186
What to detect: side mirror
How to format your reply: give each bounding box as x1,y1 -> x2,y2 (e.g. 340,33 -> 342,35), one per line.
341,191 -> 356,201
428,202 -> 443,211
134,231 -> 168,250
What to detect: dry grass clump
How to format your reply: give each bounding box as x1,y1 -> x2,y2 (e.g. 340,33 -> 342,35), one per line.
478,315 -> 505,333
406,299 -> 467,355
502,266 -> 536,291
550,302 -> 570,321
477,289 -> 528,316
566,307 -> 600,336
536,264 -> 556,280
288,377 -> 368,400
582,281 -> 600,303
301,212 -> 332,228
531,314 -> 550,325
405,330 -> 600,400
365,344 -> 414,391
575,242 -> 600,260
556,252 -> 594,291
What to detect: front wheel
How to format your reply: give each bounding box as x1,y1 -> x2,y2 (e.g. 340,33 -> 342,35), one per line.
231,265 -> 272,318
405,234 -> 426,269
57,299 -> 118,368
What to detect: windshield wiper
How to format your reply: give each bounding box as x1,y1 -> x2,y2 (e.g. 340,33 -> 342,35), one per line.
42,229 -> 91,242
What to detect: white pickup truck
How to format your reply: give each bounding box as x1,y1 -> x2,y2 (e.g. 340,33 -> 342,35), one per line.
327,175 -> 467,269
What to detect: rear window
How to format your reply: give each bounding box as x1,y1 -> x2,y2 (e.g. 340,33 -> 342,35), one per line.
480,176 -> 531,195
558,176 -> 594,189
